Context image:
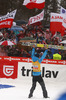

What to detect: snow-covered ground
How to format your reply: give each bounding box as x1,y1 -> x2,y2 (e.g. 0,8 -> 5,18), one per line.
0,78 -> 66,100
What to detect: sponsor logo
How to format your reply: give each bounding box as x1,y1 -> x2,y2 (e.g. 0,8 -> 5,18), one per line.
21,66 -> 59,78
63,61 -> 66,65
42,59 -> 57,64
4,57 -> 20,61
22,58 -> 32,62
3,65 -> 14,76
58,61 -> 66,65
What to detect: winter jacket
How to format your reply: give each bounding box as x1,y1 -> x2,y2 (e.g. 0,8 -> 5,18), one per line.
31,48 -> 48,76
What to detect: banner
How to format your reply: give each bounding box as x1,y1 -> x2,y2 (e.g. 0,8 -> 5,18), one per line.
0,9 -> 17,29
18,62 -> 66,83
0,56 -> 66,79
28,10 -> 44,25
50,13 -> 66,36
23,0 -> 45,9
60,6 -> 66,14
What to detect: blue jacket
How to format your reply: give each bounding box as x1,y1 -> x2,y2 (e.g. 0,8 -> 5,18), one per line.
31,48 -> 48,76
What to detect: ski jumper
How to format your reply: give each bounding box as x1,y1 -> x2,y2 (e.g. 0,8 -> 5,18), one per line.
28,48 -> 49,98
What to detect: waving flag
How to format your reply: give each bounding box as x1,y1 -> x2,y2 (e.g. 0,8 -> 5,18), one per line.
50,13 -> 63,33
23,0 -> 45,9
50,13 -> 66,36
61,14 -> 66,36
0,10 -> 17,29
60,7 -> 66,14
28,10 -> 44,25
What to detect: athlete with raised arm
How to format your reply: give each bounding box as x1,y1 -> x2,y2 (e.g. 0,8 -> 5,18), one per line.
28,45 -> 49,98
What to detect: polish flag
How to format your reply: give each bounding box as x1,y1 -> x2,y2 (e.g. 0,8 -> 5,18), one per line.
62,15 -> 66,29
23,0 -> 45,9
50,13 -> 63,35
61,15 -> 66,36
50,13 -> 66,36
0,10 -> 17,29
28,10 -> 44,25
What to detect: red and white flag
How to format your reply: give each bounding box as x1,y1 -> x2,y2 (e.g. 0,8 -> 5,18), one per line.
28,10 -> 44,25
50,13 -> 66,36
0,40 -> 16,46
62,15 -> 66,28
61,15 -> 66,36
23,0 -> 45,9
50,13 -> 63,33
0,10 -> 17,29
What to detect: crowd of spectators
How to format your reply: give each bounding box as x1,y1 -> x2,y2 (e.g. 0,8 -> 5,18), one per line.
0,23 -> 66,60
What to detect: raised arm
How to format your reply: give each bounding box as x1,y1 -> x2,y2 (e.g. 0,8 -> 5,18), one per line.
31,45 -> 36,58
31,48 -> 35,57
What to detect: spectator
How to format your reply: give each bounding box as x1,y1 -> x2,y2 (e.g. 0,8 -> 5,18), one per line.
44,29 -> 52,40
61,50 -> 66,60
2,29 -> 9,40
52,31 -> 62,43
53,53 -> 62,60
36,31 -> 44,43
17,30 -> 25,41
20,49 -> 31,57
0,47 -> 8,56
8,30 -> 15,39
0,24 -> 65,59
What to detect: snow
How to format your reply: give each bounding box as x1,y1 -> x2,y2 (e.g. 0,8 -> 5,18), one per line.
0,78 -> 66,100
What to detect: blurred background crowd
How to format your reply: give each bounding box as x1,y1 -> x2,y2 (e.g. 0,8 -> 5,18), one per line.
0,23 -> 66,60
